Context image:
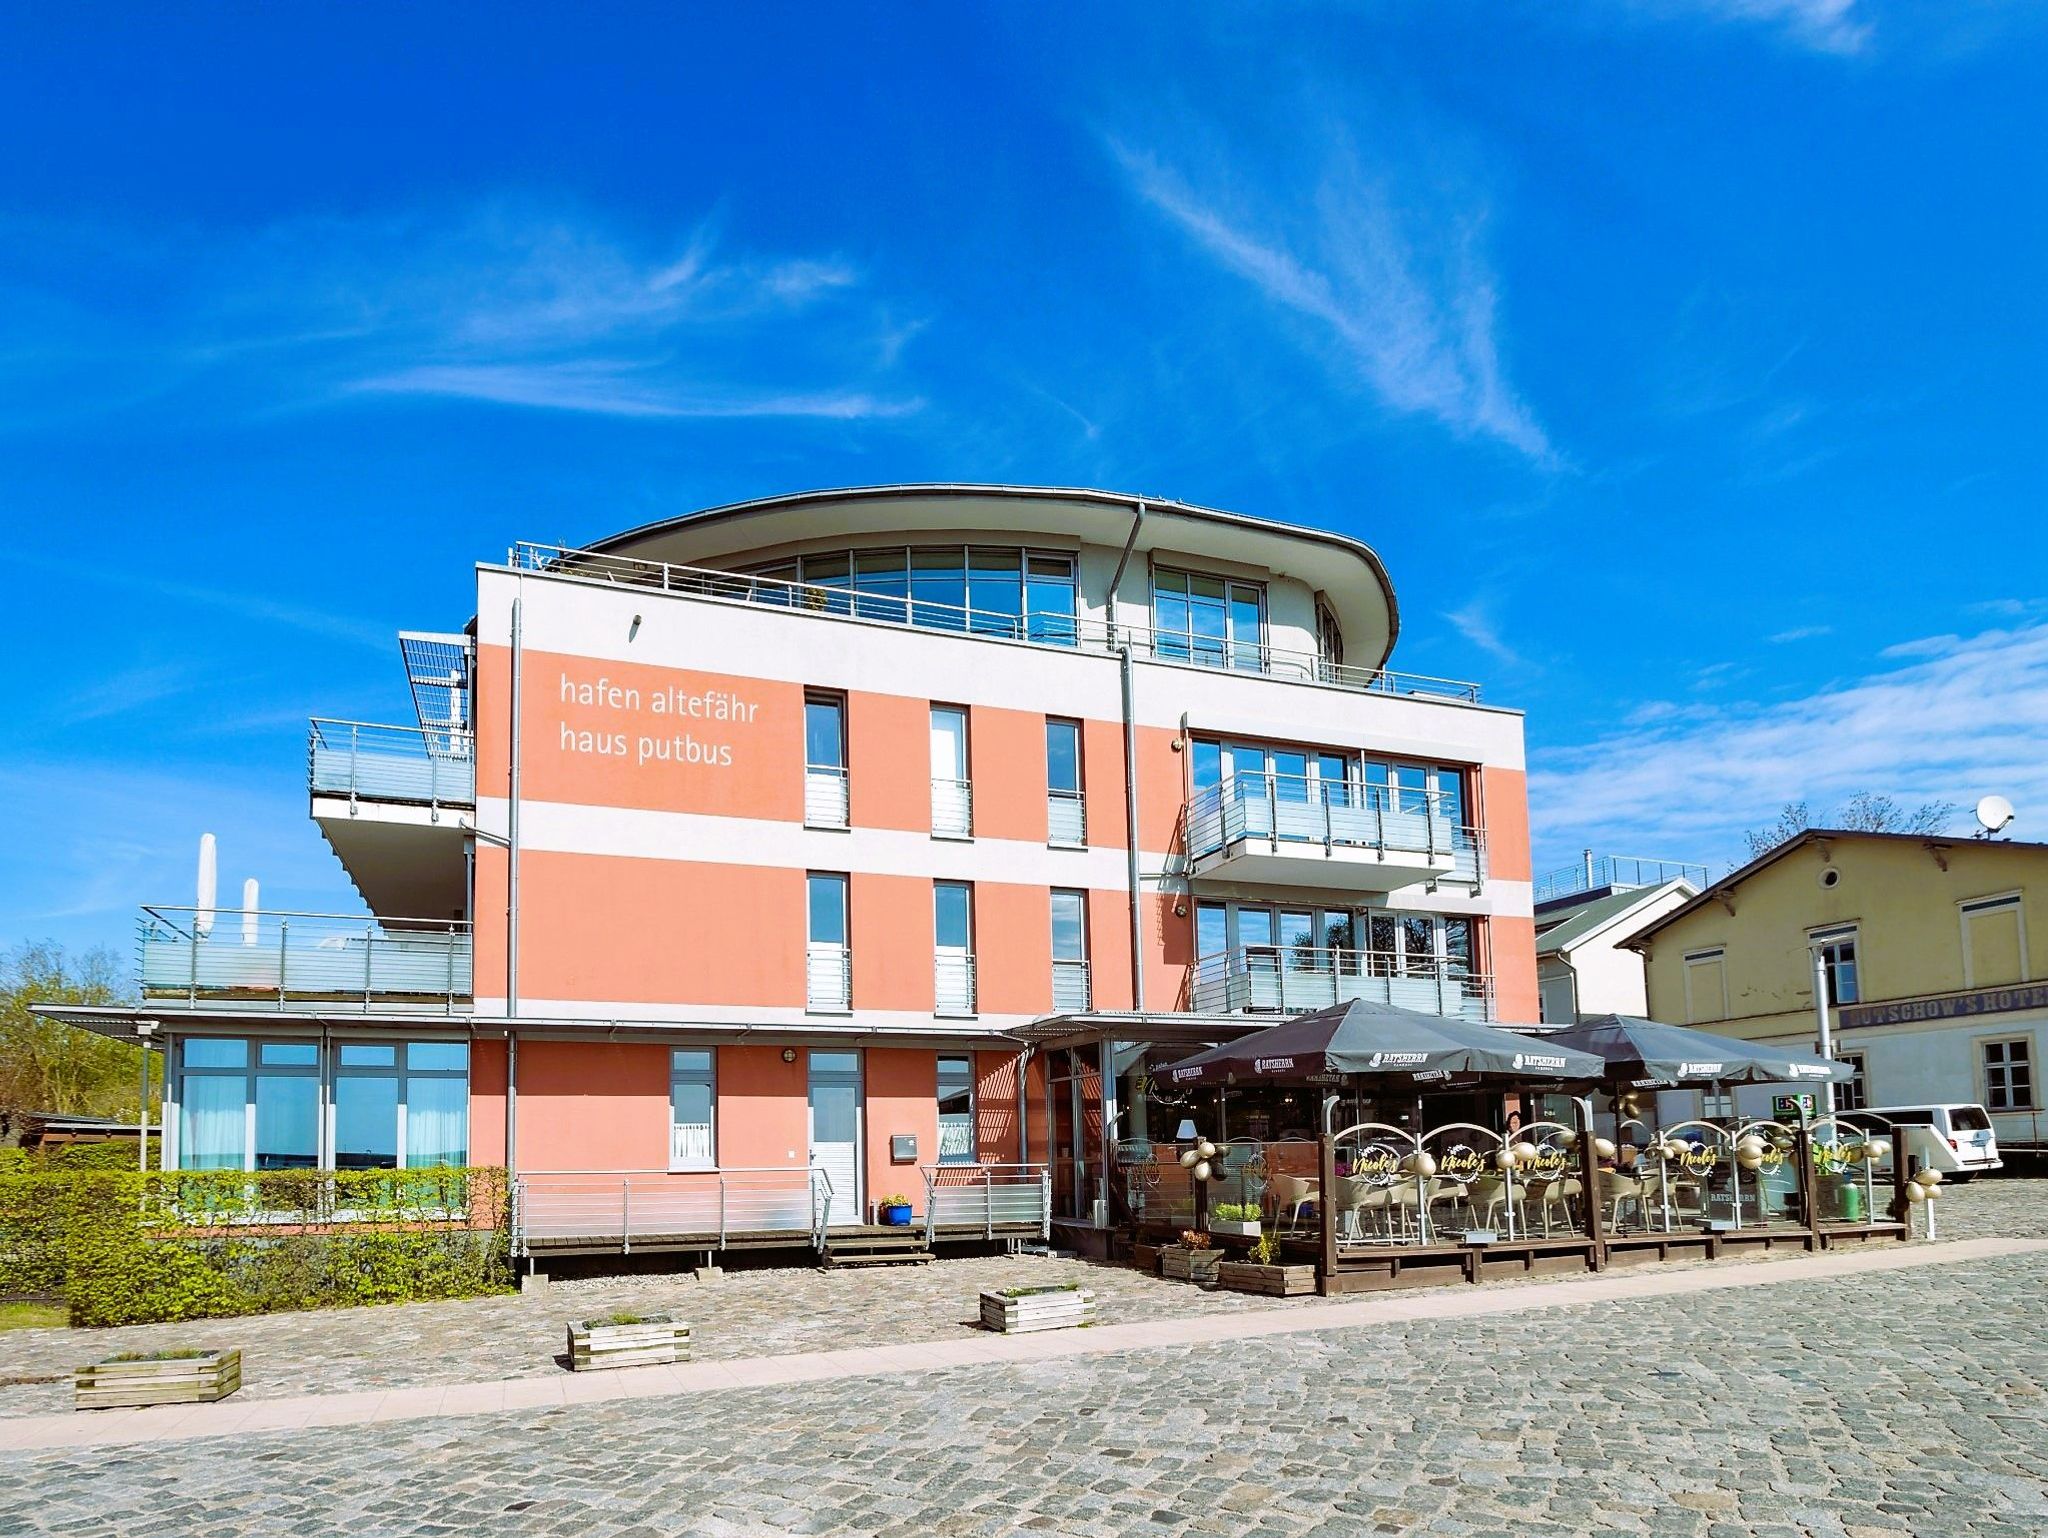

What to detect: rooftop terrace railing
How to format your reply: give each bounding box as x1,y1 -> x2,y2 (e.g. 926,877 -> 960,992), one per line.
507,542 -> 1483,704
1192,946 -> 1493,1021
1185,773 -> 1485,882
139,906 -> 472,1014
308,720 -> 476,810
1532,854 -> 1709,906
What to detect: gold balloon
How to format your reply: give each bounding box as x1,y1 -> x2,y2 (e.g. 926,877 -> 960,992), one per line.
1557,1130 -> 1579,1149
1512,1141 -> 1539,1165
1197,1140 -> 1218,1160
1914,1168 -> 1943,1187
1868,1139 -> 1892,1162
1179,1148 -> 1200,1169
1592,1137 -> 1618,1160
1193,1160 -> 1213,1182
1412,1152 -> 1438,1178
1736,1135 -> 1765,1157
1494,1148 -> 1517,1172
1905,1183 -> 1926,1203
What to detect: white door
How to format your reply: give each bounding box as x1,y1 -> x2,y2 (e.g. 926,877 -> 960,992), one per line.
808,1050 -> 863,1227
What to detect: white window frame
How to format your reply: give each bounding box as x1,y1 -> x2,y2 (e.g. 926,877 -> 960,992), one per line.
930,705 -> 973,839
1835,1050 -> 1869,1113
936,1053 -> 976,1166
1808,923 -> 1861,1006
1980,1036 -> 2034,1112
1959,892 -> 2029,986
669,1049 -> 717,1171
934,881 -> 977,1017
803,690 -> 849,830
1683,947 -> 1728,1025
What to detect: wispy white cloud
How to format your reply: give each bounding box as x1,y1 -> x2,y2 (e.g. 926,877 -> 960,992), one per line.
1635,1 -> 1872,54
354,362 -> 920,421
1531,621 -> 2048,869
1767,624 -> 1832,643
1108,137 -> 1554,465
1443,600 -> 1527,667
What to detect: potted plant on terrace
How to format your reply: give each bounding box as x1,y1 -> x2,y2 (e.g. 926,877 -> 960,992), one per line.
1216,1232 -> 1317,1298
1160,1229 -> 1224,1286
1210,1201 -> 1262,1239
877,1193 -> 914,1226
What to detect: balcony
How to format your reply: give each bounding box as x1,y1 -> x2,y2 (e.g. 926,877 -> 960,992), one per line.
1191,947 -> 1491,1021
1051,959 -> 1093,1013
508,543 -> 1484,705
138,907 -> 471,1014
308,720 -> 475,809
1184,775 -> 1484,892
935,953 -> 977,1016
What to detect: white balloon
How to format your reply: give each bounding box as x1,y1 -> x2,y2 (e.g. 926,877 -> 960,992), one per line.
1494,1148 -> 1517,1172
1592,1137 -> 1617,1160
1923,1183 -> 1942,1201
1905,1183 -> 1926,1203
1512,1141 -> 1539,1165
1412,1152 -> 1438,1178
1197,1140 -> 1218,1160
1179,1148 -> 1200,1169
1193,1161 -> 1212,1182
1914,1168 -> 1943,1186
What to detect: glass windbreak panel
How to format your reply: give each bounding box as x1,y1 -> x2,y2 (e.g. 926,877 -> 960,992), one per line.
1051,890 -> 1087,961
805,697 -> 845,768
854,548 -> 910,622
334,1071 -> 400,1169
179,1074 -> 247,1169
935,882 -> 973,950
911,548 -> 967,630
937,1054 -> 975,1163
254,1072 -> 318,1169
930,707 -> 968,780
1025,554 -> 1078,644
1228,584 -> 1264,670
185,1038 -> 248,1070
807,874 -> 848,945
967,548 -> 1022,637
1046,719 -> 1081,793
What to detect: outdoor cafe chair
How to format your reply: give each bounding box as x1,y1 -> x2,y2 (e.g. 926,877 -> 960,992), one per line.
1267,1174 -> 1317,1233
1524,1175 -> 1582,1237
1465,1174 -> 1511,1233
1602,1172 -> 1645,1232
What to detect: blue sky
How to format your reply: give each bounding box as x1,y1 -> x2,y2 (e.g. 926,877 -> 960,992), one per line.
4,1 -> 2046,959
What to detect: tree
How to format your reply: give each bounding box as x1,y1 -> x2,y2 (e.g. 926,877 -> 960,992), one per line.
0,941 -> 155,1136
1742,793 -> 1958,861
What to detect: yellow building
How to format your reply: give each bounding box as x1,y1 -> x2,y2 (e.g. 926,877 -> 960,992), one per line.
1626,829 -> 2045,1149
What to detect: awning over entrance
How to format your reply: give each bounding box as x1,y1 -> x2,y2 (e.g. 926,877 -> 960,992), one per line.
1540,1013 -> 1852,1088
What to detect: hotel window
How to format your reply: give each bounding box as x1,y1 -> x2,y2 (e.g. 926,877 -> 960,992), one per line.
934,881 -> 976,1015
1960,894 -> 2028,987
803,691 -> 849,829
1046,718 -> 1085,846
1151,567 -> 1265,671
1315,599 -> 1344,676
1983,1038 -> 2034,1111
1683,948 -> 1728,1024
937,1054 -> 976,1164
930,705 -> 972,838
806,872 -> 851,1011
744,545 -> 1076,642
1810,925 -> 1860,1006
670,1049 -> 716,1170
333,1041 -> 470,1170
1025,553 -> 1079,644
1052,889 -> 1091,1011
1836,1051 -> 1869,1113
177,1038 -> 318,1172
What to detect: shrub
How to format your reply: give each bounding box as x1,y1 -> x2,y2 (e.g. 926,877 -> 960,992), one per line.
1212,1202 -> 1260,1222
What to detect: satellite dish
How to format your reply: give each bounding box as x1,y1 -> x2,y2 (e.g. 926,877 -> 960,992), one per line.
1976,795 -> 2015,835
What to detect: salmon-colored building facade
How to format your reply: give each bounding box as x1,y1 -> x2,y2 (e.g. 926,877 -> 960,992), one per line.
73,487 -> 1539,1266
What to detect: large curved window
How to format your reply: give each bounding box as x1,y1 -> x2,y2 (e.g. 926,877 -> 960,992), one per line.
740,546 -> 1077,643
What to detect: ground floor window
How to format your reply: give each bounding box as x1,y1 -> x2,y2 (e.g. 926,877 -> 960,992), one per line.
173,1037 -> 469,1172
937,1054 -> 975,1163
1835,1051 -> 1868,1112
671,1049 -> 716,1169
1983,1038 -> 2033,1110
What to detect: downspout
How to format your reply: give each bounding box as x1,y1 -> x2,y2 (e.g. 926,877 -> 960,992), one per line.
1105,498 -> 1147,638
505,584 -> 524,1176
1118,642 -> 1145,1012
1016,1046 -> 1031,1164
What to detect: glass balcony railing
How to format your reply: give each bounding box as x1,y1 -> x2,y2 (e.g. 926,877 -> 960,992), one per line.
1191,946 -> 1492,1021
1184,774 -> 1484,880
138,907 -> 472,1013
308,720 -> 475,808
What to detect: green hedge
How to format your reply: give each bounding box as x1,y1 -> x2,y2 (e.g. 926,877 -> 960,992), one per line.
0,1139 -> 160,1173
0,1167 -> 511,1325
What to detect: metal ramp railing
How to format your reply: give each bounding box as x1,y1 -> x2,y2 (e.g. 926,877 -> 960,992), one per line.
921,1164 -> 1051,1244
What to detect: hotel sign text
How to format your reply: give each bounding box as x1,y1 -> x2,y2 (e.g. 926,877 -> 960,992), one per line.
1839,981 -> 2048,1031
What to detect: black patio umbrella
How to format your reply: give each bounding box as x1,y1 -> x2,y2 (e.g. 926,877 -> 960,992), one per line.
1541,1014 -> 1851,1089
1158,998 -> 1606,1089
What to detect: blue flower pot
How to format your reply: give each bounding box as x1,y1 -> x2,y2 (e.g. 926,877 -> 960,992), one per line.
880,1203 -> 912,1226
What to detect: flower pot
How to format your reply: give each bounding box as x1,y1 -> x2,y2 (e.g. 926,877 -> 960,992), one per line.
879,1203 -> 913,1226
1215,1260 -> 1317,1297
1209,1219 -> 1261,1239
567,1315 -> 692,1371
75,1349 -> 241,1410
979,1285 -> 1095,1333
1160,1246 -> 1224,1286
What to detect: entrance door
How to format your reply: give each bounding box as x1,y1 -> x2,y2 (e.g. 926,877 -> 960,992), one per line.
808,1050 -> 863,1227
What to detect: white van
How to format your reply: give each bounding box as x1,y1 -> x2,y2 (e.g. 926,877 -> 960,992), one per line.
1844,1105 -> 2003,1180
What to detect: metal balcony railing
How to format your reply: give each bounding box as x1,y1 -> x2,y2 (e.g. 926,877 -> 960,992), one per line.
931,777 -> 973,838
308,720 -> 475,809
1051,958 -> 1093,1014
1532,853 -> 1709,906
1191,946 -> 1492,1021
935,953 -> 977,1016
512,1167 -> 833,1255
507,542 -> 1484,705
806,945 -> 851,1012
139,906 -> 472,1013
804,764 -> 849,828
921,1164 -> 1052,1243
1185,773 -> 1485,881
1048,788 -> 1087,846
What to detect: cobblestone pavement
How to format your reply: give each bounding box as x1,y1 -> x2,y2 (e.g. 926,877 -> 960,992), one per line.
3,1238 -> 2043,1536
0,1178 -> 2036,1426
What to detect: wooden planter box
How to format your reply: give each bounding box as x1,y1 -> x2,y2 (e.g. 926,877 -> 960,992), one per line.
1210,1219 -> 1262,1239
1160,1246 -> 1224,1285
75,1349 -> 241,1410
978,1285 -> 1096,1333
1216,1260 -> 1318,1297
567,1315 -> 692,1371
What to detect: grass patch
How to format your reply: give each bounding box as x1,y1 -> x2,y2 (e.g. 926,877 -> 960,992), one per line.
997,1283 -> 1080,1299
0,1302 -> 67,1332
580,1311 -> 673,1329
102,1348 -> 208,1362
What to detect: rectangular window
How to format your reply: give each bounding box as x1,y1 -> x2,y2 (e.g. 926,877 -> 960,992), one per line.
937,1054 -> 975,1164
966,547 -> 1022,638
1046,718 -> 1085,845
670,1049 -> 716,1169
1836,1051 -> 1868,1113
803,692 -> 848,829
1961,895 -> 2027,987
806,872 -> 851,1011
1151,567 -> 1265,671
1052,889 -> 1091,1011
1684,948 -> 1728,1024
1024,553 -> 1079,645
935,881 -> 976,1015
332,1040 -> 469,1170
930,706 -> 972,837
1811,926 -> 1860,1006
1984,1038 -> 2034,1111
